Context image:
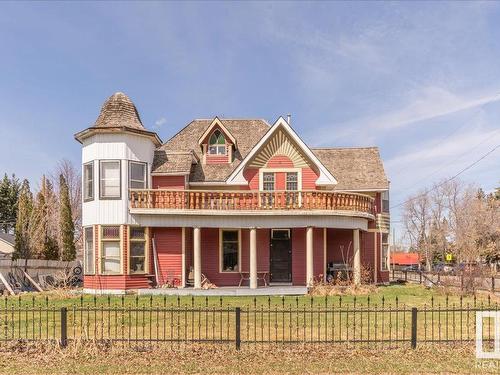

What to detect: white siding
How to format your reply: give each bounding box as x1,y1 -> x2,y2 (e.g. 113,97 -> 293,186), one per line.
81,133 -> 156,226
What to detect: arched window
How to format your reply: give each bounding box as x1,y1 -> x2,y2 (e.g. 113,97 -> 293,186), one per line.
208,129 -> 226,155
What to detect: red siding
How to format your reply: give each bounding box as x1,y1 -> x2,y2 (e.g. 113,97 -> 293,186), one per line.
326,229 -> 353,265
292,228 -> 306,285
152,175 -> 186,189
275,172 -> 286,190
266,155 -> 294,168
302,167 -> 319,189
243,168 -> 259,190
154,228 -> 182,285
206,155 -> 229,164
362,231 -> 375,282
313,228 -> 324,279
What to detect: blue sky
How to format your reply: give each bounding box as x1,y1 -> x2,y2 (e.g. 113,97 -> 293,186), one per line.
0,1 -> 499,241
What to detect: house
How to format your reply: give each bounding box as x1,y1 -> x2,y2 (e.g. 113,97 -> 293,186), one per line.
75,92 -> 390,293
0,233 -> 15,259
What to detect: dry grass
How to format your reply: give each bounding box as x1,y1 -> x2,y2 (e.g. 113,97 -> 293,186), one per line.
0,341 -> 497,374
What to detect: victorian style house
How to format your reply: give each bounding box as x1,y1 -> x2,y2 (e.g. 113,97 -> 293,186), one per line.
75,92 -> 390,293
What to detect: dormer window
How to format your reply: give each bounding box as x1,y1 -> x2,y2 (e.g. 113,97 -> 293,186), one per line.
208,130 -> 226,155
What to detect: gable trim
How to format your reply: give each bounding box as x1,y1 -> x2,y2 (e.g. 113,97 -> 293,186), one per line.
197,117 -> 237,146
226,117 -> 338,187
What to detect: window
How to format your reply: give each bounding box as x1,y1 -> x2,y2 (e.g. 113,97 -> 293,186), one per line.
262,172 -> 275,191
381,233 -> 389,271
271,229 -> 290,240
382,191 -> 389,213
129,227 -> 147,274
101,226 -> 121,274
99,160 -> 121,199
83,162 -> 94,201
208,130 -> 226,155
84,227 -> 94,275
220,230 -> 240,272
286,172 -> 298,191
129,161 -> 147,189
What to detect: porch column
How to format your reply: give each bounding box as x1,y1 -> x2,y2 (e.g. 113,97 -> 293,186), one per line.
306,226 -> 314,287
249,228 -> 257,289
353,229 -> 361,286
193,227 -> 201,289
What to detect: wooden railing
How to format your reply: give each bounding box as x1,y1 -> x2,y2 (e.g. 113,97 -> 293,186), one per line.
129,190 -> 375,215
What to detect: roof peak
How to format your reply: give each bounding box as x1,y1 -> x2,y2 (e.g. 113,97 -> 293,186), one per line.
93,92 -> 145,130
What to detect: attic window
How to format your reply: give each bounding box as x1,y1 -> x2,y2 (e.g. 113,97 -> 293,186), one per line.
208,130 -> 226,155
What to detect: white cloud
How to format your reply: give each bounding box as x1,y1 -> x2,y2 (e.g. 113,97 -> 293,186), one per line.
153,117 -> 167,129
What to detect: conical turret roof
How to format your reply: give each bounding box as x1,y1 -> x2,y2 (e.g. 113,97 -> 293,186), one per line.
74,92 -> 162,146
93,92 -> 144,130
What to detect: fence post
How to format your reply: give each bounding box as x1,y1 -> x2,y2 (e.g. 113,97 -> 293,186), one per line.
492,277 -> 495,293
419,271 -> 422,284
411,307 -> 417,349
235,307 -> 241,350
60,307 -> 67,348
404,270 -> 407,282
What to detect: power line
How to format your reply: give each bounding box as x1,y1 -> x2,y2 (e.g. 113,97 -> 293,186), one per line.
390,143 -> 499,210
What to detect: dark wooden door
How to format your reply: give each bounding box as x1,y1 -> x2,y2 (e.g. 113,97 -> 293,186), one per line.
270,237 -> 292,282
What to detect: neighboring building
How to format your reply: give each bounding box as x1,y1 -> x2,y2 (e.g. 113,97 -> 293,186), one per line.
390,252 -> 420,270
75,92 -> 390,293
0,233 -> 15,259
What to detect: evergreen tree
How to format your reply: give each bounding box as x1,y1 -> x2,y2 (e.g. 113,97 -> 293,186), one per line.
13,180 -> 33,260
0,173 -> 20,233
32,176 -> 59,260
59,175 -> 75,261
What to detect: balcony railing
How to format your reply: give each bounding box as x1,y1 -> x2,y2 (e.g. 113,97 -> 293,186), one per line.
129,189 -> 375,215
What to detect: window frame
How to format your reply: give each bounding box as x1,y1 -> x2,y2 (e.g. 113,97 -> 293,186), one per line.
381,233 -> 389,272
382,190 -> 390,213
99,225 -> 122,275
219,229 -> 241,273
208,130 -> 227,155
99,160 -> 122,200
129,161 -> 148,190
83,161 -> 94,202
262,172 -> 275,191
128,226 -> 149,275
83,226 -> 95,275
286,172 -> 298,191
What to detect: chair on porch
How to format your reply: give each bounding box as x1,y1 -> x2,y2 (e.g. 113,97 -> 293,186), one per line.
238,271 -> 269,287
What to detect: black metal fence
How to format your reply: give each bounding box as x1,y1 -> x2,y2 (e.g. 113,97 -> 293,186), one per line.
1,295 -> 498,349
391,269 -> 500,293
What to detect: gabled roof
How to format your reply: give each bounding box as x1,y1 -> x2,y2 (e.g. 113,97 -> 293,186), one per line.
157,119 -> 271,182
227,117 -> 337,187
312,147 -> 389,190
197,117 -> 237,146
75,92 -> 162,146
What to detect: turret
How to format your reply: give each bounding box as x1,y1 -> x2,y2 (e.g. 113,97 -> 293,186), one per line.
75,92 -> 161,227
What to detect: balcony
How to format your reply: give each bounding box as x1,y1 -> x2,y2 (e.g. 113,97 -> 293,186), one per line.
129,189 -> 375,216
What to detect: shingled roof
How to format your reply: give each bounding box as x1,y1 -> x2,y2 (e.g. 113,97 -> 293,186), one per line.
75,92 -> 162,146
312,147 -> 389,190
94,92 -> 144,129
153,119 -> 389,190
157,119 -> 271,181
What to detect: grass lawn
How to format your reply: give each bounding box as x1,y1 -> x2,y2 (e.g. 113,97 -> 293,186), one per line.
1,342 -> 499,374
2,284 -> 497,308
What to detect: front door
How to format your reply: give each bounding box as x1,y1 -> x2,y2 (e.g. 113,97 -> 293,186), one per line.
270,229 -> 292,283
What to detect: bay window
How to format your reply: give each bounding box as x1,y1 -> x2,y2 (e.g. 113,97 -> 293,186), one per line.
101,226 -> 121,274
129,161 -> 147,189
220,229 -> 240,272
129,227 -> 147,274
382,191 -> 390,213
99,160 -> 121,199
83,162 -> 94,201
